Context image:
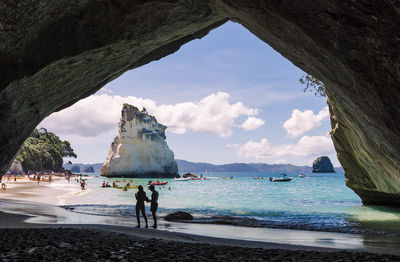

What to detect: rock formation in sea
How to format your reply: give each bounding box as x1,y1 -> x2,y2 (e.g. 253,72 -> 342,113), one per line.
83,166 -> 95,173
70,165 -> 81,173
312,156 -> 335,173
100,104 -> 178,178
8,160 -> 23,175
1,2 -> 400,206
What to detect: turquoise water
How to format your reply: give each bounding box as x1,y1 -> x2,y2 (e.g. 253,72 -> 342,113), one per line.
62,172 -> 400,235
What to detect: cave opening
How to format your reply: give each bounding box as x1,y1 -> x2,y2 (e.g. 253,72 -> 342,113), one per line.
2,1 -> 400,252
42,21 -> 337,169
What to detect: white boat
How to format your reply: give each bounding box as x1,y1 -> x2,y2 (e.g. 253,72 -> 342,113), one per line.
173,177 -> 191,181
269,174 -> 292,182
299,174 -> 305,178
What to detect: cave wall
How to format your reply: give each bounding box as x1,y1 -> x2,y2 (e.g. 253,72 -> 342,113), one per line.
0,0 -> 227,175
1,0 -> 399,205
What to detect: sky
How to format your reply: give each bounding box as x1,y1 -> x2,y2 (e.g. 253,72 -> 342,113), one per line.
40,21 -> 340,167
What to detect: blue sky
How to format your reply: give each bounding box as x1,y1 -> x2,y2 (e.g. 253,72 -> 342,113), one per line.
42,21 -> 339,166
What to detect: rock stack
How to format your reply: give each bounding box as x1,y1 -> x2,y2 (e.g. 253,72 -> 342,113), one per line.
312,156 -> 335,173
101,104 -> 178,178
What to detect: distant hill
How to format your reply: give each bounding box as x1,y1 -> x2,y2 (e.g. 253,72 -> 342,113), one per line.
63,163 -> 103,173
63,160 -> 343,174
176,159 -> 343,173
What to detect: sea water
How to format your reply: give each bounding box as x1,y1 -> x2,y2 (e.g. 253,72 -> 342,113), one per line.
61,172 -> 400,235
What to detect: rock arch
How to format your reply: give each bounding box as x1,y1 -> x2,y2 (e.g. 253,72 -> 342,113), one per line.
1,1 -> 399,205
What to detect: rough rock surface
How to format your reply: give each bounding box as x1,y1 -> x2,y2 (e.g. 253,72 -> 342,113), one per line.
1,1 -> 400,205
165,211 -> 194,221
70,165 -> 81,173
83,166 -> 95,173
101,104 -> 178,178
8,160 -> 23,175
182,173 -> 197,178
312,156 -> 335,173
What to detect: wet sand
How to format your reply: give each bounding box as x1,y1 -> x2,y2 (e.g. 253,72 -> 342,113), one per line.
1,178 -> 400,261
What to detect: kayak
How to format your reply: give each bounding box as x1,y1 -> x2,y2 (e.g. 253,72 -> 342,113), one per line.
191,178 -> 201,180
150,181 -> 168,185
29,178 -> 51,182
115,186 -> 138,189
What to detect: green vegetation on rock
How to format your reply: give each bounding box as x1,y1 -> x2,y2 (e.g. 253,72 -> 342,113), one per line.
299,74 -> 326,97
16,128 -> 76,171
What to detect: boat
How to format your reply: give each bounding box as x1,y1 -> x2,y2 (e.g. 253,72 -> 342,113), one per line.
252,177 -> 264,179
299,174 -> 305,178
149,181 -> 168,185
191,178 -> 202,180
173,177 -> 190,181
269,174 -> 292,182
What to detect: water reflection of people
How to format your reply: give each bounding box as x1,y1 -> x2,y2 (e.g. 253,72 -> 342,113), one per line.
135,185 -> 148,228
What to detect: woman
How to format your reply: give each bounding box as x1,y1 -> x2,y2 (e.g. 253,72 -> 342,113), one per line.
135,185 -> 148,228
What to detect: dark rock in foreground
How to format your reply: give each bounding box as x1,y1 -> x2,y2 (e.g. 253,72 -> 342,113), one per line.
165,212 -> 193,221
312,156 -> 335,173
1,228 -> 399,262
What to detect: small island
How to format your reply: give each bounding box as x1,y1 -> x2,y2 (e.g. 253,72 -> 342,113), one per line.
312,156 -> 335,173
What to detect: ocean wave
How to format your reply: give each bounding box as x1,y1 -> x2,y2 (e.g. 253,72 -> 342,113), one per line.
60,204 -> 381,235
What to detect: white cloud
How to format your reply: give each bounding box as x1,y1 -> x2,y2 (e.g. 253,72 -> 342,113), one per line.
41,92 -> 260,138
282,106 -> 329,138
226,143 -> 239,148
237,135 -> 335,159
240,117 -> 265,131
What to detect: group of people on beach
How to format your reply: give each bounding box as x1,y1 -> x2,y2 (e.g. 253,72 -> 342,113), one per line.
135,184 -> 159,229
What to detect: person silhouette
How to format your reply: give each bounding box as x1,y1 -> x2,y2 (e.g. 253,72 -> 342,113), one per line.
135,185 -> 148,228
147,184 -> 159,229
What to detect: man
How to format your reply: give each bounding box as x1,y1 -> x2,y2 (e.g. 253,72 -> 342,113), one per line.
147,185 -> 159,229
135,185 -> 148,228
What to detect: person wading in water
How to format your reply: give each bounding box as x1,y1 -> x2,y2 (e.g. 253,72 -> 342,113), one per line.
147,184 -> 159,229
135,185 -> 148,228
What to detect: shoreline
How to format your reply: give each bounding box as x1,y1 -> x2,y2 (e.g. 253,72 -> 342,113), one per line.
1,177 -> 400,259
1,198 -> 400,256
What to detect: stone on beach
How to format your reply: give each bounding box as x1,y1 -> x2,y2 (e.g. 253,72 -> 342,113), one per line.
165,212 -> 194,221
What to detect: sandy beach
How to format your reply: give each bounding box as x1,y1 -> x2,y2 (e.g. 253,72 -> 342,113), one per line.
1,177 -> 400,261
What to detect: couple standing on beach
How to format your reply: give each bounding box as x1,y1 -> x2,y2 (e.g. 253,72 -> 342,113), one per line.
135,184 -> 158,229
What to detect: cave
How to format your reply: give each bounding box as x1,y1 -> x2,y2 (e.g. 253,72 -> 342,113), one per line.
1,1 -> 399,206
